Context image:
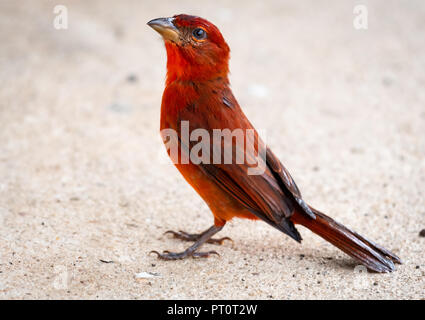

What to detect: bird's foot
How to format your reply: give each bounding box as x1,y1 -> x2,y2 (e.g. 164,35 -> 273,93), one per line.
164,230 -> 232,245
149,249 -> 219,260
151,225 -> 225,260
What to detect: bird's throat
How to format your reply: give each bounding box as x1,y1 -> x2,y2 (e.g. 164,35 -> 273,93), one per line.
164,41 -> 229,85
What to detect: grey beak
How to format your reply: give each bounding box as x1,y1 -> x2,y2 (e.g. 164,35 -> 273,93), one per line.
147,17 -> 180,42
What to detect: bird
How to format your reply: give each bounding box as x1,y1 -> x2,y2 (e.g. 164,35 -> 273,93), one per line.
147,14 -> 401,272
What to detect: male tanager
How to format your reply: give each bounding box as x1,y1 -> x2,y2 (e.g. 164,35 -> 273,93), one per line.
148,14 -> 401,272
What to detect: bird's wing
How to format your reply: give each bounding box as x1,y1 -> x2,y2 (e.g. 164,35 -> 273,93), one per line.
197,160 -> 303,241
265,147 -> 316,219
173,87 -> 314,241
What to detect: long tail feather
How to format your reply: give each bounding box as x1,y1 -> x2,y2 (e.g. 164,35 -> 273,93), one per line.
292,207 -> 402,272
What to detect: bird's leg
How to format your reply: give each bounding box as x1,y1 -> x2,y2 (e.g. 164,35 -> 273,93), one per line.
164,227 -> 232,245
150,225 -> 225,260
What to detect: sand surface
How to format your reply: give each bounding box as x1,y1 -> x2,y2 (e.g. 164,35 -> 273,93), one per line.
0,0 -> 424,299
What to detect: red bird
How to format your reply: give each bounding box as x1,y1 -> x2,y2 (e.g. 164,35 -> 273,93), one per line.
148,14 -> 401,272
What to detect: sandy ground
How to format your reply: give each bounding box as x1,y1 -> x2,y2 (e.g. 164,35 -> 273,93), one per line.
0,0 -> 424,299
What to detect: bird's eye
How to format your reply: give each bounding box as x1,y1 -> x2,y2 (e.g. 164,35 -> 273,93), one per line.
192,28 -> 207,41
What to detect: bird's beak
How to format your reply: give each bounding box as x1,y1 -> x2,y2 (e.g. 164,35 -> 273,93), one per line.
147,17 -> 180,42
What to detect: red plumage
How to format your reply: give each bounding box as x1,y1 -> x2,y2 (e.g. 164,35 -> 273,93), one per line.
148,14 -> 401,272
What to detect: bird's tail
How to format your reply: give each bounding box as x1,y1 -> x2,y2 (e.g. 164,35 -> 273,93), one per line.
291,207 -> 402,272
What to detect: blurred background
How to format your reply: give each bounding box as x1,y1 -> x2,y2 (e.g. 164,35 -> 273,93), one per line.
0,0 -> 424,299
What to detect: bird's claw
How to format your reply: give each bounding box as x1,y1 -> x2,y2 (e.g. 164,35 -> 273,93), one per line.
149,250 -> 162,257
149,249 -> 220,260
192,250 -> 220,258
163,230 -> 198,241
163,230 -> 232,245
163,230 -> 186,237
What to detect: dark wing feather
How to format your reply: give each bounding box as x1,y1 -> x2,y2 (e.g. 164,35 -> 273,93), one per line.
198,162 -> 302,241
174,84 -> 312,241
266,148 -> 316,219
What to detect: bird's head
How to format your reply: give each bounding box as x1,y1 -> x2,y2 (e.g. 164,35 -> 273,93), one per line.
148,14 -> 230,84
